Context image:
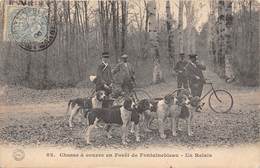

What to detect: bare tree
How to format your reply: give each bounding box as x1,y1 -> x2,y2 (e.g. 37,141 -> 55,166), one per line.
83,1 -> 90,64
0,0 -> 5,82
111,1 -> 119,62
184,1 -> 205,55
216,0 -> 225,77
224,0 -> 235,81
258,1 -> 260,83
0,0 -> 4,41
121,0 -> 128,54
166,0 -> 175,74
147,0 -> 163,84
208,0 -> 217,70
128,0 -> 147,62
143,0 -> 149,59
184,1 -> 194,55
99,1 -> 111,52
178,0 -> 184,54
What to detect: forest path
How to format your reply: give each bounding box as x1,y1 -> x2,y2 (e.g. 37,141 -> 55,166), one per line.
0,70 -> 259,147
0,70 -> 259,128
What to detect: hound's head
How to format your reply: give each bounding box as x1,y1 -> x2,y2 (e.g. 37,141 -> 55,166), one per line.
177,94 -> 189,106
135,99 -> 153,114
176,89 -> 192,106
96,90 -> 106,101
190,96 -> 201,107
122,97 -> 135,111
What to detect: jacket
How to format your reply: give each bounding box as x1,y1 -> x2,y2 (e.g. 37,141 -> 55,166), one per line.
185,61 -> 206,84
174,60 -> 188,78
112,62 -> 135,84
96,62 -> 113,88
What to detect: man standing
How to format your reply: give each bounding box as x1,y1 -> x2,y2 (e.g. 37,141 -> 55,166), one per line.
112,54 -> 135,95
96,52 -> 113,97
185,54 -> 206,98
174,53 -> 188,90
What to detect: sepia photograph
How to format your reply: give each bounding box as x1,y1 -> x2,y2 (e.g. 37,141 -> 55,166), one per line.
0,0 -> 259,167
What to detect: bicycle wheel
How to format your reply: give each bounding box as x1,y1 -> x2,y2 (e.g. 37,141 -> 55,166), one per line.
132,88 -> 152,101
208,89 -> 233,113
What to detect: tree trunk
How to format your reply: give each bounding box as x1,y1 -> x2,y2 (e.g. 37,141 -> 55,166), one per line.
121,0 -> 127,54
112,1 -> 119,62
0,0 -> 4,41
217,0 -> 225,77
224,0 -> 235,82
74,1 -> 82,80
99,1 -> 110,52
185,1 -> 192,55
166,0 -> 175,74
258,1 -> 260,85
0,0 -> 4,81
178,0 -> 184,54
208,0 -> 217,70
184,1 -> 196,55
142,0 -> 149,60
84,1 -> 89,67
63,1 -> 72,85
147,0 -> 163,84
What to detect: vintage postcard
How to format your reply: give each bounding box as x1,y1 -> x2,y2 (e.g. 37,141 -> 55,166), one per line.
0,0 -> 259,167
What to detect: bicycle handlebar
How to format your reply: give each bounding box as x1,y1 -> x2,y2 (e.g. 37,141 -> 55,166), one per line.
204,79 -> 213,85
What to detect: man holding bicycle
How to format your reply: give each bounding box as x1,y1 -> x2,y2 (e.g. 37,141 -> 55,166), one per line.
112,54 -> 135,96
185,54 -> 206,97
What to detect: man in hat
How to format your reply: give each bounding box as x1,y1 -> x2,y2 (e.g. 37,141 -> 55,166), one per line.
112,54 -> 135,95
174,53 -> 189,90
185,54 -> 206,99
96,52 -> 113,97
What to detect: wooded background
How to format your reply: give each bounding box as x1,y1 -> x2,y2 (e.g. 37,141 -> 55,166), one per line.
0,0 -> 259,89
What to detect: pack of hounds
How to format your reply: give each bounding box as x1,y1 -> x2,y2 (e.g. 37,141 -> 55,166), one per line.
66,90 -> 201,145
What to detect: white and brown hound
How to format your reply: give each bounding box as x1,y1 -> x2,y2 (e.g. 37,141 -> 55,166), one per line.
144,92 -> 200,139
66,90 -> 106,128
85,98 -> 152,145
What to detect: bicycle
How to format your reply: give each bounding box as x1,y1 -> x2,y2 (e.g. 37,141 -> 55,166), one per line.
169,81 -> 234,113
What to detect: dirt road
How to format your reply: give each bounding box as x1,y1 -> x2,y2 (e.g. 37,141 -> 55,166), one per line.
0,71 -> 259,148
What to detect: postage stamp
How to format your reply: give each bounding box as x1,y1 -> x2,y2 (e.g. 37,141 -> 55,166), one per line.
4,5 -> 57,52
